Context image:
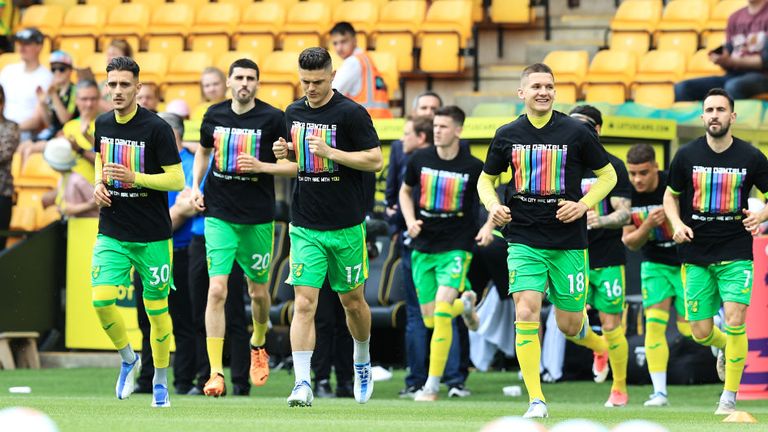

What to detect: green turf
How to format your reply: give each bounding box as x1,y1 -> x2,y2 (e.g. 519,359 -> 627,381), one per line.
1,367 -> 766,431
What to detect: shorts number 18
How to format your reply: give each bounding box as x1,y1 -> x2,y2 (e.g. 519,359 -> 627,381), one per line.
568,272 -> 585,294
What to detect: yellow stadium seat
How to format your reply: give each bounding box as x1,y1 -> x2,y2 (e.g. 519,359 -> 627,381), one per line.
100,3 -> 150,53
10,152 -> 21,181
163,52 -> 212,107
16,153 -> 60,189
18,5 -> 64,40
134,52 -> 169,85
174,0 -> 212,9
217,0 -> 254,7
656,32 -> 699,56
83,0 -> 122,8
188,3 -> 239,57
418,0 -> 473,73
259,51 -> 301,110
332,1 -> 379,50
56,5 -> 106,61
583,49 -> 637,104
542,50 -> 589,102
654,0 -> 709,54
216,52 -> 257,76
131,0 -> 166,8
40,0 -> 77,13
84,52 -> 108,82
10,204 -> 39,232
489,0 -> 535,24
304,0 -> 345,8
282,2 -> 332,52
145,4 -> 195,57
262,0 -> 299,8
233,2 -> 285,62
684,48 -> 724,80
372,0 -> 426,72
632,50 -> 686,108
0,53 -> 20,71
610,32 -> 651,59
609,0 -> 662,32
37,205 -> 61,229
367,50 -> 399,99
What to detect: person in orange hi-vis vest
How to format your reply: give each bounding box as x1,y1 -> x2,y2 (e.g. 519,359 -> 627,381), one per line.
330,22 -> 393,119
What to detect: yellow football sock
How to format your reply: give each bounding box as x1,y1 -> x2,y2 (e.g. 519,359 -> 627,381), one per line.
566,313 -> 609,354
144,298 -> 173,369
676,321 -> 693,339
604,326 -> 628,392
515,321 -> 545,403
428,302 -> 453,377
693,326 -> 727,350
207,337 -> 225,376
251,319 -> 268,347
423,315 -> 434,329
723,324 -> 748,393
92,285 -> 129,349
645,309 -> 669,373
451,298 -> 464,317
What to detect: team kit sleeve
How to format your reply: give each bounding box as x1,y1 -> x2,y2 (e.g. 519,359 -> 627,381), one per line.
346,104 -> 380,151
403,153 -> 419,187
751,148 -> 768,196
666,150 -> 686,194
482,128 -> 509,176
612,159 -> 633,199
199,111 -> 215,149
154,122 -> 182,167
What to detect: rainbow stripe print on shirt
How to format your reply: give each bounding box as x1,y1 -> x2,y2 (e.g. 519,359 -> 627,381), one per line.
418,167 -> 468,213
291,121 -> 338,174
581,177 -> 610,215
101,136 -> 144,189
691,165 -> 746,214
212,126 -> 261,173
631,205 -> 674,241
511,144 -> 567,195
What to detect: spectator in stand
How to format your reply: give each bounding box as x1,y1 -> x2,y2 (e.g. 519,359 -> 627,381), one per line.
165,99 -> 190,120
330,21 -> 392,118
0,84 -> 19,250
0,28 -> 52,143
137,83 -> 160,112
98,39 -> 133,112
190,67 -> 227,121
60,80 -> 101,186
41,137 -> 97,218
675,0 -> 768,101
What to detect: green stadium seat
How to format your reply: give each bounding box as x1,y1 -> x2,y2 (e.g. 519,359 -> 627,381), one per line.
734,99 -> 764,129
615,102 -> 661,119
471,102 -> 519,118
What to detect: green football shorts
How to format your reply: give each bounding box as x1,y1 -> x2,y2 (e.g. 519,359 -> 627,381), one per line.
587,265 -> 625,314
204,217 -> 274,283
411,249 -> 472,305
507,243 -> 589,313
91,233 -> 173,300
288,223 -> 368,293
683,260 -> 753,321
641,261 -> 685,316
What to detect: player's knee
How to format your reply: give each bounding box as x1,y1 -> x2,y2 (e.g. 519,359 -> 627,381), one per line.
515,306 -> 538,322
248,285 -> 269,303
341,296 -> 368,317
691,325 -> 711,341
207,281 -> 228,303
293,295 -> 316,317
558,318 -> 582,337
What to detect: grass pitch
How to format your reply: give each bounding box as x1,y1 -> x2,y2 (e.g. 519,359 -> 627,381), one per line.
1,367 -> 766,431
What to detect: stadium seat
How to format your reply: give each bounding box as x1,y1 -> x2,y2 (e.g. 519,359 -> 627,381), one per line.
417,0 -> 473,73
654,0 -> 709,56
18,5 -> 64,40
232,2 -> 286,62
542,50 -> 589,103
163,52 -> 213,107
282,2 -> 332,52
188,3 -> 240,57
305,0 -> 345,8
216,0 -> 255,8
703,0 -> 745,47
610,32 -> 651,59
471,102 -> 519,117
83,52 -> 107,82
37,205 -> 61,229
100,3 -> 150,53
332,1 -> 379,50
489,0 -> 535,24
173,0 -> 212,9
367,50 -> 399,99
259,51 -> 301,110
144,4 -> 195,57
15,153 -> 60,189
0,53 -> 20,71
133,52 -> 169,84
56,5 -> 106,62
583,49 -> 637,104
83,0 -> 122,8
609,0 -> 662,32
372,0 -> 426,72
684,48 -> 723,80
632,50 -> 686,109
9,203 -> 39,232
216,51 -> 257,76
261,0 -> 299,8
130,0 -> 166,8
40,0 -> 77,12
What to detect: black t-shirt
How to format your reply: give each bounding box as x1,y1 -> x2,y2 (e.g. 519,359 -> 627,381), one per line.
200,99 -> 286,224
668,137 -> 768,264
287,91 -> 380,230
96,106 -> 181,242
404,146 -> 484,253
583,153 -> 631,268
483,111 -> 610,249
629,171 -> 679,266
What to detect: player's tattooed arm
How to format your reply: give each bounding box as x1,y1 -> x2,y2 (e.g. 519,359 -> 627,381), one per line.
589,197 -> 630,229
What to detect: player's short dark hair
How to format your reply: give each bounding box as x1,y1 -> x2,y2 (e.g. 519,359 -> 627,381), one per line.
229,58 -> 259,80
521,63 -> 554,81
626,143 -> 656,164
330,21 -> 356,37
106,56 -> 140,78
569,105 -> 603,127
298,47 -> 332,71
434,105 -> 466,127
412,91 -> 443,110
408,115 -> 434,145
704,87 -> 734,111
